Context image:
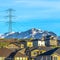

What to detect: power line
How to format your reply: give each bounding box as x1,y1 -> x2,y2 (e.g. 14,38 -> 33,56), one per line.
5,8 -> 15,33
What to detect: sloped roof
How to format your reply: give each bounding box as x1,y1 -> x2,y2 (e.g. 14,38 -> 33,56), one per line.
0,48 -> 13,57
37,47 -> 59,56
7,42 -> 20,47
6,48 -> 26,58
27,47 -> 53,51
15,51 -> 27,57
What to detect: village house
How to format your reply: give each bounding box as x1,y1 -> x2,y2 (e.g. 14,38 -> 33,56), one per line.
0,48 -> 28,60
26,36 -> 58,48
25,46 -> 53,60
0,48 -> 13,60
35,47 -> 60,60
51,48 -> 60,60
14,51 -> 28,60
33,39 -> 45,47
45,35 -> 58,47
19,38 -> 45,48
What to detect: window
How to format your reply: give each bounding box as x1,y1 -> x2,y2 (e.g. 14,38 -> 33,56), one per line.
21,44 -> 24,48
32,59 -> 34,60
27,42 -> 33,47
0,57 -> 2,60
47,56 -> 51,60
0,57 -> 5,60
20,57 -> 23,60
54,57 -> 57,60
51,56 -> 53,60
16,57 -> 19,60
23,57 -> 26,60
26,58 -> 28,60
7,58 -> 13,60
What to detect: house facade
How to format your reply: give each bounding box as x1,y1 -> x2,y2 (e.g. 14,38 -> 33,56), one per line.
25,47 -> 53,60
27,41 -> 33,47
14,51 -> 28,60
35,47 -> 60,60
33,40 -> 45,47
20,40 -> 26,48
38,40 -> 45,47
50,36 -> 57,46
0,48 -> 28,60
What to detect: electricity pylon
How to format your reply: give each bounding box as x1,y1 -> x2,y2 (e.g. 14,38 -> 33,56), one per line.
5,8 -> 15,33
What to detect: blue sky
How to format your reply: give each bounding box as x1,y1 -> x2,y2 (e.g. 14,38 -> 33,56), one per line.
0,0 -> 60,36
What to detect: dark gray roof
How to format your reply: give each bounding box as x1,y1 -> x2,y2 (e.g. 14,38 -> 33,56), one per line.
37,47 -> 59,56
27,47 -> 53,51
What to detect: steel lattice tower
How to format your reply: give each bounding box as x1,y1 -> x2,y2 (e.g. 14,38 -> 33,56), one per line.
6,8 -> 15,33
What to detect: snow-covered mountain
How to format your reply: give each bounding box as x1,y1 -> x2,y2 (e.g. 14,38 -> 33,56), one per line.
0,28 -> 57,39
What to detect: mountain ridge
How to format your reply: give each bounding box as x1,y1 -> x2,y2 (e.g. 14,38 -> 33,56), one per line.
0,28 -> 57,39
